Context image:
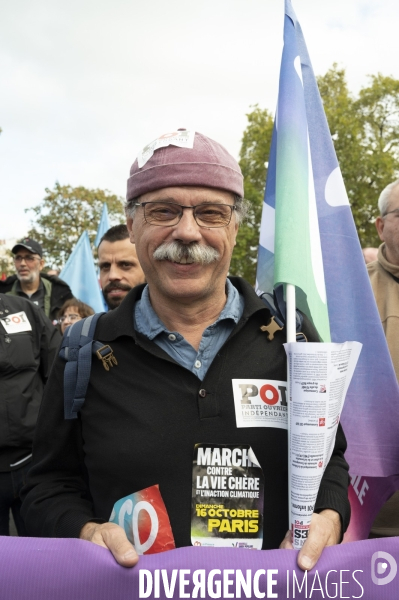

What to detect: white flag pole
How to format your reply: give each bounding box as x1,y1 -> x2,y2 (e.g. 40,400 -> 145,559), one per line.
286,283 -> 296,530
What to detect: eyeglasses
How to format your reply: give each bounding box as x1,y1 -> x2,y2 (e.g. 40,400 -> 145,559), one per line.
135,201 -> 237,228
59,314 -> 81,324
383,208 -> 399,218
14,254 -> 41,263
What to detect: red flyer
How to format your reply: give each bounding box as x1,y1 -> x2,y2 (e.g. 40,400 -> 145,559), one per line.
109,484 -> 175,555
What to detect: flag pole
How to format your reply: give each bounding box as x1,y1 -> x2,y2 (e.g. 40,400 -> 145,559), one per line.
286,282 -> 296,530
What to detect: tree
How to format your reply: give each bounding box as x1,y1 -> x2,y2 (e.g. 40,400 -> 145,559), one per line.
0,248 -> 13,278
230,106 -> 274,282
317,66 -> 399,247
26,183 -> 125,269
231,67 -> 399,285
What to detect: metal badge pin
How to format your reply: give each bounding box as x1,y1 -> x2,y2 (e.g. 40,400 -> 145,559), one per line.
260,316 -> 284,341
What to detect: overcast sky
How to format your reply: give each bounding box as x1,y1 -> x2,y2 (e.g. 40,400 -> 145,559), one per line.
1,0 -> 398,241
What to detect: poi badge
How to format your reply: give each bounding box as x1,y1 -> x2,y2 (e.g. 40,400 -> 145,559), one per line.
0,312 -> 32,334
232,379 -> 288,430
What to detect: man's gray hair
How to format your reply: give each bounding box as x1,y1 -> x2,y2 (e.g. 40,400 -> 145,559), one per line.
125,194 -> 250,225
378,179 -> 399,216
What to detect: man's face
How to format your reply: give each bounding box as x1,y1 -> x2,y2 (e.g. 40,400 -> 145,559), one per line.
126,186 -> 238,306
376,184 -> 399,265
13,248 -> 44,284
98,238 -> 145,309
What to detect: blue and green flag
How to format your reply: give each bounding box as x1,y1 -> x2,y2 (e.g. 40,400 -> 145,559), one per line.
256,0 -> 399,538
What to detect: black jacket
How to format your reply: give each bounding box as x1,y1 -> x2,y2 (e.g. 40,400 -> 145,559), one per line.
0,294 -> 61,471
21,278 -> 350,548
0,273 -> 73,322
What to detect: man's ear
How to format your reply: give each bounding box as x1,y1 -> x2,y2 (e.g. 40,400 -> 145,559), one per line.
375,216 -> 385,241
40,259 -> 45,271
126,218 -> 135,243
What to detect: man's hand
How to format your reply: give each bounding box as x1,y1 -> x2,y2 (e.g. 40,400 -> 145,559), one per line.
80,522 -> 139,568
279,509 -> 342,571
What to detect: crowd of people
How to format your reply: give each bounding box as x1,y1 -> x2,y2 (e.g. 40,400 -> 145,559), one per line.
0,224 -> 145,536
0,129 -> 398,572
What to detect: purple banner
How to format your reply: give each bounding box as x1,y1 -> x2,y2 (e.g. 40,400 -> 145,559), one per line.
1,536 -> 399,599
345,477 -> 399,542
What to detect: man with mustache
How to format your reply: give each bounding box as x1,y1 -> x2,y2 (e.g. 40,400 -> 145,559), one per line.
97,224 -> 145,309
22,130 -> 350,572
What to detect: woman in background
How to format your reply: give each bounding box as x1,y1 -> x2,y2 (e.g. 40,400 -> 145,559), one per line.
58,298 -> 94,334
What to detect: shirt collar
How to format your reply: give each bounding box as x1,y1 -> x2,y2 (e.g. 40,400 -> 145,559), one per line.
378,243 -> 399,278
135,279 -> 244,341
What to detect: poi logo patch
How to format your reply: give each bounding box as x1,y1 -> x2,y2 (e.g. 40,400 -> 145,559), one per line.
232,379 -> 288,431
371,551 -> 397,586
239,382 -> 287,407
0,311 -> 32,334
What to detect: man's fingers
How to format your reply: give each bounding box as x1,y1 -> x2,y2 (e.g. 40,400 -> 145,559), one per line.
297,534 -> 324,571
279,529 -> 294,550
297,510 -> 341,571
80,522 -> 139,568
102,524 -> 139,567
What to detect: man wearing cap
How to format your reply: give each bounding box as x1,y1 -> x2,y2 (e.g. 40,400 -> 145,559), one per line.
22,130 -> 350,571
0,238 -> 73,322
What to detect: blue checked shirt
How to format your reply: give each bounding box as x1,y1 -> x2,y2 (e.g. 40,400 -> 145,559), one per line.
134,279 -> 244,380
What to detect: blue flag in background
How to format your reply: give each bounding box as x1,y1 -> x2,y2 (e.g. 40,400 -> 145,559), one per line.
60,231 -> 104,312
256,0 -> 399,539
94,203 -> 110,247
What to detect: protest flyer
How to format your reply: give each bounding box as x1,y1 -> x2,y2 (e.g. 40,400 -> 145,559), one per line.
109,484 -> 175,555
285,341 -> 362,549
232,378 -> 288,429
191,443 -> 264,549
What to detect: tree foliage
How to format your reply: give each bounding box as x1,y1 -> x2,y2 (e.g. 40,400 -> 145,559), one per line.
26,183 -> 125,269
230,66 -> 399,284
230,106 -> 274,281
0,248 -> 13,278
317,65 -> 399,247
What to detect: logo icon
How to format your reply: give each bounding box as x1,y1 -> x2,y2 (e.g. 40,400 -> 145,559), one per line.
371,551 -> 397,586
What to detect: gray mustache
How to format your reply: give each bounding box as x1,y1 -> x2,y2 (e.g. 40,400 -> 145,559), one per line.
153,242 -> 220,265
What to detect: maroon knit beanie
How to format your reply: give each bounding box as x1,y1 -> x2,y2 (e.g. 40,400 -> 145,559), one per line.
126,129 -> 244,200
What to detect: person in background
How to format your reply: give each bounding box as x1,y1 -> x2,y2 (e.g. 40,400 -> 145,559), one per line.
0,238 -> 73,322
362,247 -> 378,264
97,225 -> 145,309
0,294 -> 60,535
368,179 -> 399,538
57,298 -> 95,334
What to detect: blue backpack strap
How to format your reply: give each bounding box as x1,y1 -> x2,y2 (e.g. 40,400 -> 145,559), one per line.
59,313 -> 105,419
